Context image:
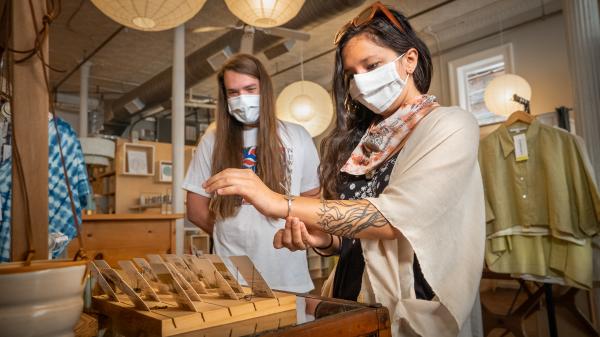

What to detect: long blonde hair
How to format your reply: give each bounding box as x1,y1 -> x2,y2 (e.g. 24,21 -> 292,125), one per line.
210,54 -> 285,219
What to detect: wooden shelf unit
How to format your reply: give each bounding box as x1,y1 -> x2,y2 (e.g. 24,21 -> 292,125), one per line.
67,213 -> 183,266
110,139 -> 196,214
129,203 -> 163,211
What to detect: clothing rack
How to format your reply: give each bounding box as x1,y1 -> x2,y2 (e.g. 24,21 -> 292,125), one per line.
544,283 -> 558,337
484,105 -> 599,337
482,270 -> 599,337
555,106 -> 572,131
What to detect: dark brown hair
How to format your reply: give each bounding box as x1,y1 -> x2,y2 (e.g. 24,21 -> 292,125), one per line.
320,6 -> 432,198
210,54 -> 285,219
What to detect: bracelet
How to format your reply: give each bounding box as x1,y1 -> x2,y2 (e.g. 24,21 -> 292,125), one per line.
317,234 -> 334,250
313,234 -> 334,257
313,247 -> 334,257
283,194 -> 296,218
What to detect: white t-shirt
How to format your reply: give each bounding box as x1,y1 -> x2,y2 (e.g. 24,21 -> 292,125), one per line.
182,121 -> 320,292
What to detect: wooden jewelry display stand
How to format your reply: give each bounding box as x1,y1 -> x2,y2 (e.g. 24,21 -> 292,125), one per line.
90,254 -> 296,336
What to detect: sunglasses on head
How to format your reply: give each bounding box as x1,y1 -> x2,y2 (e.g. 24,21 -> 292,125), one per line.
334,1 -> 405,45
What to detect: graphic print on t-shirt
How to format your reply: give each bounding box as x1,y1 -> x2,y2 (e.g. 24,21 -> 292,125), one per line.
241,146 -> 257,205
242,146 -> 257,172
240,145 -> 290,205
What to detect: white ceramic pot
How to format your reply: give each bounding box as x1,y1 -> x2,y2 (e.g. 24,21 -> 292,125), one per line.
0,260 -> 87,337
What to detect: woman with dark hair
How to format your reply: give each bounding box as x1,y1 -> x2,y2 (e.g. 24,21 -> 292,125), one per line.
183,54 -> 321,293
203,3 -> 485,336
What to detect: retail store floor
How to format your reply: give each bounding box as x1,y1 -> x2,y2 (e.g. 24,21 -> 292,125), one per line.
481,285 -> 598,337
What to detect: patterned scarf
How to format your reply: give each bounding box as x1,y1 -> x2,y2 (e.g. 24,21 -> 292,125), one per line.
341,94 -> 439,176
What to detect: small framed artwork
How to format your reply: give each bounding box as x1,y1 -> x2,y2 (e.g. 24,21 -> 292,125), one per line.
127,150 -> 148,175
158,160 -> 172,183
122,142 -> 154,176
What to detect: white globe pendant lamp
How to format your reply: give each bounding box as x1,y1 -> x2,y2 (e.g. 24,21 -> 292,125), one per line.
224,0 -> 305,28
91,0 -> 208,31
484,74 -> 532,116
289,94 -> 316,122
277,80 -> 333,137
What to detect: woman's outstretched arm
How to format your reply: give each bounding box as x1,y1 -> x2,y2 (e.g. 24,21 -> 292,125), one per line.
203,169 -> 399,240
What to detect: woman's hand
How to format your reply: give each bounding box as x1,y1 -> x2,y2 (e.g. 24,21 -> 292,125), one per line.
203,168 -> 286,218
273,217 -> 331,251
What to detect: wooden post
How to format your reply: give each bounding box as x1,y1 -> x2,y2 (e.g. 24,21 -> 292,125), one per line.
10,0 -> 49,261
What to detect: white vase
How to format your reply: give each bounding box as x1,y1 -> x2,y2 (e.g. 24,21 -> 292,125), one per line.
0,260 -> 87,337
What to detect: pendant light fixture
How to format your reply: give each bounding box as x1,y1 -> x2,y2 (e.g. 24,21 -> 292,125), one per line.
91,0 -> 207,31
224,0 -> 305,28
276,42 -> 333,137
484,74 -> 532,116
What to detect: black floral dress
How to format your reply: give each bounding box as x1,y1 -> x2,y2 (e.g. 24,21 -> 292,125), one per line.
332,153 -> 435,301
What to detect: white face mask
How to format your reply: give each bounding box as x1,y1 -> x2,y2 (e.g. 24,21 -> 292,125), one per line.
349,53 -> 409,114
227,94 -> 260,125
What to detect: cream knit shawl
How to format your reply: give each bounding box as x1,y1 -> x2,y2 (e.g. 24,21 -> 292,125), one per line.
361,106 -> 485,336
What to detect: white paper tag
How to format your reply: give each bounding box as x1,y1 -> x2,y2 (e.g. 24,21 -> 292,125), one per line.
513,134 -> 529,162
509,126 -> 528,133
2,144 -> 11,161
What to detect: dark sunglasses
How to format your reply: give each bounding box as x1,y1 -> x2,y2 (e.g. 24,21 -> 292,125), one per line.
334,1 -> 405,45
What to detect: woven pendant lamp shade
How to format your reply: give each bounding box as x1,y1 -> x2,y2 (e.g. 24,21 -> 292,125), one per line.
224,0 -> 305,28
91,0 -> 207,31
276,81 -> 333,137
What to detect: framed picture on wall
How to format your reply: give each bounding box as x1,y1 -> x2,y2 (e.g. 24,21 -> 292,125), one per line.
122,143 -> 155,176
448,44 -> 514,126
127,150 -> 148,175
158,160 -> 172,183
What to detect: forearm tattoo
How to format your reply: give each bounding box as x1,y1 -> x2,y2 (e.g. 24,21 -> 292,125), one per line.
317,199 -> 389,238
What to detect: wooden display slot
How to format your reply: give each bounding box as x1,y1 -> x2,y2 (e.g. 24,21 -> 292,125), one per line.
93,288 -> 296,336
122,143 -> 155,176
91,255 -> 296,336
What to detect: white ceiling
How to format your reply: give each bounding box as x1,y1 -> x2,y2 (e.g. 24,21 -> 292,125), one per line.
49,0 -> 561,115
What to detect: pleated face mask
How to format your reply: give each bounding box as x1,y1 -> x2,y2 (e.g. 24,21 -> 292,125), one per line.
349,53 -> 409,114
227,94 -> 260,124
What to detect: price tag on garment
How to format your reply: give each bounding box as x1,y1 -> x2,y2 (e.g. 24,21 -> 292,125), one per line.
513,134 -> 529,162
2,144 -> 10,162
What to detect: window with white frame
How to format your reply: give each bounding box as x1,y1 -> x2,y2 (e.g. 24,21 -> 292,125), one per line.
448,44 -> 514,125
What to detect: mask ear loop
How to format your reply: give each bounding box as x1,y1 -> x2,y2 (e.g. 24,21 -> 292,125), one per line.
396,52 -> 414,85
394,53 -> 411,85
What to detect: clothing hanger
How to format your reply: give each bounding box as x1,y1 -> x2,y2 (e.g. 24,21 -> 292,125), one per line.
504,94 -> 534,126
504,110 -> 534,126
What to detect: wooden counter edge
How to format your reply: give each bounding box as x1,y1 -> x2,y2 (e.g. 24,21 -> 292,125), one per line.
258,306 -> 392,337
82,213 -> 184,221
